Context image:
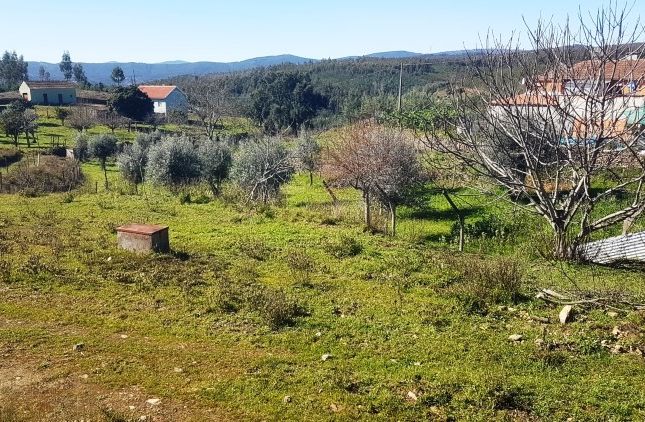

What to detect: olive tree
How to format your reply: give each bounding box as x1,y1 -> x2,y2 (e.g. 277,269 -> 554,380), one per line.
198,140 -> 232,195
146,136 -> 201,189
89,134 -> 118,189
294,132 -> 321,186
231,137 -> 294,203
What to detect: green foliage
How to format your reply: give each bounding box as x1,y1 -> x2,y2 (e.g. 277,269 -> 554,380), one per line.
110,66 -> 126,85
54,107 -> 70,126
88,134 -> 118,169
293,133 -> 321,185
73,132 -> 90,161
198,139 -> 232,195
146,136 -> 201,188
117,141 -> 148,185
214,263 -> 303,329
72,63 -> 87,85
109,85 -> 154,121
325,234 -> 363,258
230,137 -> 293,203
59,50 -> 73,81
248,71 -> 328,134
0,50 -> 28,90
446,256 -> 525,314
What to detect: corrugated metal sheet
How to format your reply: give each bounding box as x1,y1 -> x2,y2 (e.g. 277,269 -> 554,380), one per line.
580,231 -> 645,264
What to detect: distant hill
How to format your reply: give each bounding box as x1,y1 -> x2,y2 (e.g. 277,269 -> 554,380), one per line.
26,54 -> 315,85
25,51 -> 444,85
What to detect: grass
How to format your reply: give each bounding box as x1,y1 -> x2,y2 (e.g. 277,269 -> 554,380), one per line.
1,163 -> 645,420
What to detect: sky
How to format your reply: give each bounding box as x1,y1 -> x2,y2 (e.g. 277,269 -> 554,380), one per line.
5,1 -> 645,63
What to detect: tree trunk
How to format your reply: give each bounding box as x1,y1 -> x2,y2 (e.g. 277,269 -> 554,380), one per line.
309,171 -> 313,186
363,190 -> 372,229
553,228 -> 570,259
103,163 -> 109,190
322,180 -> 339,207
389,202 -> 397,236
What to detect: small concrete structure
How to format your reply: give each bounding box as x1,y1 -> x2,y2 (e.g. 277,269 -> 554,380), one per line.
116,224 -> 169,253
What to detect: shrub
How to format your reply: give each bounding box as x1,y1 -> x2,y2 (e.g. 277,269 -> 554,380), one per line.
73,132 -> 89,161
285,249 -> 316,284
0,156 -> 84,195
446,256 -> 524,314
146,136 -> 201,189
0,149 -> 22,167
45,146 -> 67,157
214,263 -> 303,329
326,234 -> 363,258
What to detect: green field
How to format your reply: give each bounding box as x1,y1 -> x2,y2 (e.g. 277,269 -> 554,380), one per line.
1,148 -> 645,421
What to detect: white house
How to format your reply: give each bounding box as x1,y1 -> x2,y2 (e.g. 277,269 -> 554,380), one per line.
19,81 -> 77,105
137,85 -> 188,115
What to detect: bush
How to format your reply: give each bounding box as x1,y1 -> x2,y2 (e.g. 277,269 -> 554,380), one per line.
446,256 -> 524,314
215,263 -> 303,329
326,234 -> 363,258
146,136 -> 201,189
73,132 -> 89,161
0,149 -> 22,167
88,134 -> 118,169
45,146 -> 67,157
285,249 -> 316,284
0,156 -> 84,195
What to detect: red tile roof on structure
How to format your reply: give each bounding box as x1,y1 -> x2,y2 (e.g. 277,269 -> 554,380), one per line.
491,92 -> 559,107
570,59 -> 645,81
138,85 -> 177,100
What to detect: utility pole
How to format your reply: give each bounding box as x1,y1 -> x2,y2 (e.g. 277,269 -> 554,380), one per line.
397,62 -> 403,113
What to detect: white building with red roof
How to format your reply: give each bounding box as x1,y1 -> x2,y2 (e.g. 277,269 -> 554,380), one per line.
137,85 -> 187,115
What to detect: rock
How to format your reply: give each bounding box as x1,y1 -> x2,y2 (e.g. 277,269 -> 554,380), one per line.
107,256 -> 112,262
611,344 -> 625,354
315,332 -> 322,337
407,391 -> 418,401
173,367 -> 183,373
129,406 -> 135,410
145,398 -> 161,406
330,403 -> 339,412
321,354 -> 332,361
612,326 -> 621,337
120,334 -> 129,339
283,395 -> 292,403
508,334 -> 523,342
73,343 -> 84,352
80,374 -> 89,380
607,311 -> 618,318
559,305 -> 573,324
413,361 -> 421,366
534,338 -> 545,347
139,416 -> 150,422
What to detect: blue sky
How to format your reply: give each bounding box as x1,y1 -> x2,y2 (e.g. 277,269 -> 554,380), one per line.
6,1 -> 644,63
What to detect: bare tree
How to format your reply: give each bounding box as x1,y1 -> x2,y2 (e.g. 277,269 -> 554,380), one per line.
68,107 -> 97,132
100,111 -> 128,134
422,4 -> 645,259
184,77 -> 235,140
323,121 -> 424,234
